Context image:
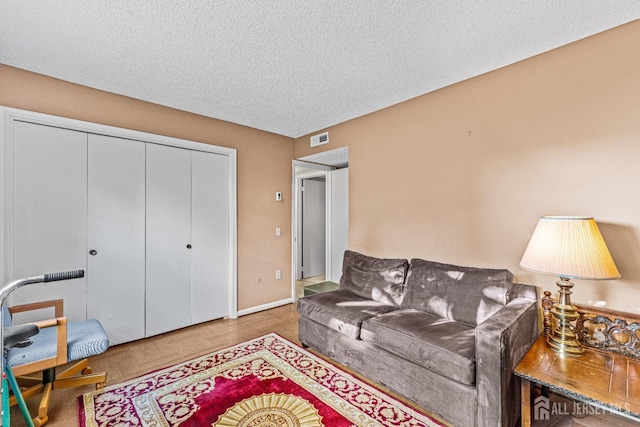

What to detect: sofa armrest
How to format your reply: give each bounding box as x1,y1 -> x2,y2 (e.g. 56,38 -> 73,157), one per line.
475,296 -> 539,427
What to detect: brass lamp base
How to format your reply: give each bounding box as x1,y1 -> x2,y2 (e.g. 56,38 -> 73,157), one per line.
547,277 -> 584,356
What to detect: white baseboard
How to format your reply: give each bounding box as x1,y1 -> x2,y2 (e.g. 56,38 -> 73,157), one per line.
237,297 -> 294,317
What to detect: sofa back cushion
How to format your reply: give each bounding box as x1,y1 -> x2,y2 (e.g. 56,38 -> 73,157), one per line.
401,258 -> 514,326
339,250 -> 409,306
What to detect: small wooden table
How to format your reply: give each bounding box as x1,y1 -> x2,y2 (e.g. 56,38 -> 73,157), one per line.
514,335 -> 640,426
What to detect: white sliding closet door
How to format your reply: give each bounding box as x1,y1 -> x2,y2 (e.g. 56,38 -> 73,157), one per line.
191,151 -> 229,323
87,134 -> 146,345
11,122 -> 88,322
146,143 -> 192,337
3,108 -> 237,340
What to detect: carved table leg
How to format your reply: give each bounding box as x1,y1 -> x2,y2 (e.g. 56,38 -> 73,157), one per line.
521,379 -> 531,427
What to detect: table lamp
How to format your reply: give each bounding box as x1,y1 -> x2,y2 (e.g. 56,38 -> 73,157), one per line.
520,216 -> 620,356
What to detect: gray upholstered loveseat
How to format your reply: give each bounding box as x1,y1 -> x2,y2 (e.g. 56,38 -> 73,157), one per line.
297,250 -> 538,427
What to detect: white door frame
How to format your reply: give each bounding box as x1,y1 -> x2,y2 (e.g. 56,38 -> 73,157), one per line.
291,160 -> 335,298
0,106 -> 238,318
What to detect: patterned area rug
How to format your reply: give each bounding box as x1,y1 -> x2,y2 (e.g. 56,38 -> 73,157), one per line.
78,333 -> 445,426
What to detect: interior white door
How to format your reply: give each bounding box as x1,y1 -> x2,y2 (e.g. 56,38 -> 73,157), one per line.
302,178 -> 326,279
87,134 -> 146,345
11,121 -> 88,322
191,151 -> 230,323
330,167 -> 349,282
146,143 -> 192,337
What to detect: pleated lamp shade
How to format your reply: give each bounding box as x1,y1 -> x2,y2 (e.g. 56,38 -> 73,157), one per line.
520,216 -> 620,280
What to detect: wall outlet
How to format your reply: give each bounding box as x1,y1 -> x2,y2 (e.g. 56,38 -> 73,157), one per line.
276,227 -> 281,236
275,269 -> 282,280
256,274 -> 263,285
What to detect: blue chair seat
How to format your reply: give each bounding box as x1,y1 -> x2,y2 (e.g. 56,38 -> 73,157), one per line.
7,319 -> 109,368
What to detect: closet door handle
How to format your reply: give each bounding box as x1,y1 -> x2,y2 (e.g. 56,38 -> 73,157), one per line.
89,249 -> 98,256
186,244 -> 192,249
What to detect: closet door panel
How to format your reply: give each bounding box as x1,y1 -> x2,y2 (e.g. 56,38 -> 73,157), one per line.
191,151 -> 229,324
11,121 -> 88,322
87,134 -> 146,345
146,143 -> 192,337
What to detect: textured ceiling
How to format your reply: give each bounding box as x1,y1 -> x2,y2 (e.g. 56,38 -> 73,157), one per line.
1,2 -> 640,138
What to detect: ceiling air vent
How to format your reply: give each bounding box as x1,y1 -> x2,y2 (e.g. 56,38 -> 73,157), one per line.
310,131 -> 329,147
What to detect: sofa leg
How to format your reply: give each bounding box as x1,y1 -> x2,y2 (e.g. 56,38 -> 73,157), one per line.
301,342 -> 309,349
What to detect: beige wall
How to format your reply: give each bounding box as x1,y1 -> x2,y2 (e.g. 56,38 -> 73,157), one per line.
0,64 -> 294,312
295,20 -> 640,314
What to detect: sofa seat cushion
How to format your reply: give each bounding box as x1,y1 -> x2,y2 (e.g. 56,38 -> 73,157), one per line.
340,250 -> 409,306
401,258 -> 514,326
360,309 -> 476,386
297,290 -> 398,339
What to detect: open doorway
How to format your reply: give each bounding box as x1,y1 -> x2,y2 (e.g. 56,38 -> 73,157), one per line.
300,175 -> 326,281
293,164 -> 332,299
292,147 -> 349,300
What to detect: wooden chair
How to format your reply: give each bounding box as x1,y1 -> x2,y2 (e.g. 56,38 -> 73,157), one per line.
4,299 -> 109,427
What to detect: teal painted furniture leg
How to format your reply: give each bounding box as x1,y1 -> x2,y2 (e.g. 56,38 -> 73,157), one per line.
4,367 -> 35,427
2,375 -> 9,427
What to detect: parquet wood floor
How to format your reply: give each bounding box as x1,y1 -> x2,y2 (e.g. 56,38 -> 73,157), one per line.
9,303 -> 299,427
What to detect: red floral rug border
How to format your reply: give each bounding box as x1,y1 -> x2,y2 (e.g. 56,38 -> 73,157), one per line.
78,333 -> 446,426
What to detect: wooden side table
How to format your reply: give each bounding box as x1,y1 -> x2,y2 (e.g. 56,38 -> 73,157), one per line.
515,335 -> 640,426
